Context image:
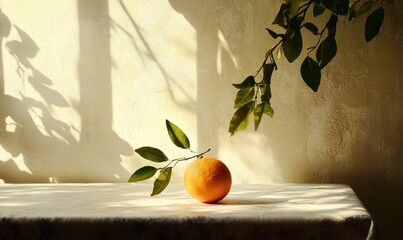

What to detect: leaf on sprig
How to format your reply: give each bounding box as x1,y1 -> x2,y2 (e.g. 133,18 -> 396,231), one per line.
347,1 -> 358,21
261,86 -> 271,104
264,103 -> 274,117
365,7 -> 384,42
273,3 -> 288,27
254,102 -> 265,131
326,14 -> 338,36
229,101 -> 255,136
313,2 -> 326,17
266,28 -> 280,39
263,63 -> 275,85
277,46 -> 283,59
151,167 -> 172,196
128,166 -> 157,183
234,87 -> 255,108
304,22 -> 319,35
288,0 -> 302,18
232,75 -> 255,89
166,120 -> 190,149
301,56 -> 321,92
316,36 -> 337,69
290,16 -> 304,30
356,1 -> 374,17
135,147 -> 169,162
322,0 -> 349,15
261,63 -> 275,103
283,29 -> 303,63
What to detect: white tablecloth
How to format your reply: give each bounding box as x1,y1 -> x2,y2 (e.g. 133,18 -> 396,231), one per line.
0,183 -> 373,240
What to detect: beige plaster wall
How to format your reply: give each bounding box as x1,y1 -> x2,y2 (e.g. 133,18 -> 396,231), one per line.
0,0 -> 402,238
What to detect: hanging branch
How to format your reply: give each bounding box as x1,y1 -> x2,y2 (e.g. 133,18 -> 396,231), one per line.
228,0 -> 393,136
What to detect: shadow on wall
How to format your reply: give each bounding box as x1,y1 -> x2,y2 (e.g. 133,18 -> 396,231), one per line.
0,3 -> 133,183
168,0 -> 306,182
112,0 -> 195,111
0,1 -> 402,238
76,0 -> 133,182
168,0 -> 266,160
169,1 -> 403,238
112,1 -> 173,97
302,5 -> 403,239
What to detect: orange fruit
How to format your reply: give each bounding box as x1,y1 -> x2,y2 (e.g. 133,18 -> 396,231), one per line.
184,157 -> 232,203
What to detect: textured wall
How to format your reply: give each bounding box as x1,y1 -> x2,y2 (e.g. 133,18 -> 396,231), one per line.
0,0 -> 402,238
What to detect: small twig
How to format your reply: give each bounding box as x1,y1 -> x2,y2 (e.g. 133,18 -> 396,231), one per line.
256,1 -> 314,78
307,29 -> 325,55
307,9 -> 339,55
298,0 -> 314,19
158,148 -> 211,170
255,39 -> 283,77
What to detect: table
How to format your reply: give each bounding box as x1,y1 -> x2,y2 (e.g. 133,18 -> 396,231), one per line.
0,183 -> 373,240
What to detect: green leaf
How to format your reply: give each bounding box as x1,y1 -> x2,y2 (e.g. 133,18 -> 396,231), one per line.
166,120 -> 190,149
277,46 -> 283,59
288,0 -> 302,18
316,41 -> 322,64
263,63 -> 275,84
128,166 -> 157,183
135,147 -> 169,162
313,2 -> 326,17
234,87 -> 255,108
326,14 -> 338,36
254,103 -> 265,131
261,86 -> 272,104
365,7 -> 384,42
356,1 -> 374,17
290,17 -> 304,30
266,28 -> 279,39
286,27 -> 296,40
261,63 -> 275,103
151,167 -> 172,196
264,104 -> 274,117
229,101 -> 255,136
232,75 -> 255,89
317,36 -> 337,69
304,22 -> 319,35
301,56 -> 321,92
283,29 -> 303,63
273,3 -> 288,27
347,1 -> 358,21
322,0 -> 349,15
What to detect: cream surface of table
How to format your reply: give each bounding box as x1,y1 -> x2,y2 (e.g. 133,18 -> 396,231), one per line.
0,183 -> 373,240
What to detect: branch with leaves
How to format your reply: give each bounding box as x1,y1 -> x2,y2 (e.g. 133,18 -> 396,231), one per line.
128,120 -> 210,196
228,0 -> 393,136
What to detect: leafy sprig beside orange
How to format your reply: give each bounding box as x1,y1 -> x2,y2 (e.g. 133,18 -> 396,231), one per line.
128,120 -> 232,203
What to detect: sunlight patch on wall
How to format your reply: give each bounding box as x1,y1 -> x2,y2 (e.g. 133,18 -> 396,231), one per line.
109,0 -> 197,106
48,177 -> 58,183
0,154 -> 33,176
221,129 -> 281,184
217,29 -> 238,75
5,116 -> 20,133
108,1 -> 198,182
